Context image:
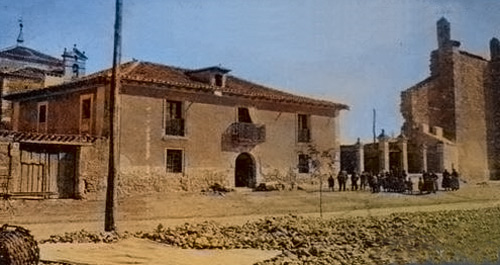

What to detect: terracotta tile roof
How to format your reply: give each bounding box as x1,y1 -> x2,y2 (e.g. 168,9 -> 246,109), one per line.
0,46 -> 63,67
4,60 -> 349,110
223,76 -> 342,108
120,62 -> 348,109
0,66 -> 48,80
0,130 -> 102,145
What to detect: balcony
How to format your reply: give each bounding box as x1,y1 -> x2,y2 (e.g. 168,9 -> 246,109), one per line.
165,119 -> 185,136
298,128 -> 310,143
230,122 -> 265,145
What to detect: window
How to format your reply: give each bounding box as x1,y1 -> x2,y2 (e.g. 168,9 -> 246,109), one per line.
80,95 -> 92,134
238,107 -> 252,123
165,100 -> 184,136
72,64 -> 79,78
37,102 -> 48,133
214,74 -> 223,87
81,98 -> 91,119
38,105 -> 47,123
166,149 -> 183,173
297,114 -> 310,142
298,154 -> 310,173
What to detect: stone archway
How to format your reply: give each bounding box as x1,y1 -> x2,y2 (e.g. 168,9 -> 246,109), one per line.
235,153 -> 256,188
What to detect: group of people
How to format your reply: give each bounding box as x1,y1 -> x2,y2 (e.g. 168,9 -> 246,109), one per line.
328,170 -> 368,192
417,171 -> 439,193
361,170 -> 413,193
417,169 -> 460,193
439,169 -> 460,191
327,168 -> 461,194
327,170 -> 411,193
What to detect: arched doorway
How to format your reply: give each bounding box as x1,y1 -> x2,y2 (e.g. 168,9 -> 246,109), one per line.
235,153 -> 256,188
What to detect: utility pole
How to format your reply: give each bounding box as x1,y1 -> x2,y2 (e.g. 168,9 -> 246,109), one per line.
372,108 -> 376,144
105,0 -> 123,232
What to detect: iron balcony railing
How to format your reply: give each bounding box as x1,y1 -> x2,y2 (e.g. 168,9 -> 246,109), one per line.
165,119 -> 185,136
230,122 -> 265,145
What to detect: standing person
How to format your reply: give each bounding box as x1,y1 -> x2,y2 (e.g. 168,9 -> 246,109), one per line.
451,168 -> 460,191
368,173 -> 376,193
418,177 -> 424,194
328,174 -> 335,191
442,169 -> 451,191
337,170 -> 347,191
401,170 -> 408,180
351,172 -> 359,191
360,171 -> 368,191
430,171 -> 438,193
405,177 -> 413,194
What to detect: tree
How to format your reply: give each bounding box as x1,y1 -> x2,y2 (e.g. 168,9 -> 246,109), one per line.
306,144 -> 338,218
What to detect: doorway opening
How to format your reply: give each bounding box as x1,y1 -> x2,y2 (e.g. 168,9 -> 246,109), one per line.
235,153 -> 256,188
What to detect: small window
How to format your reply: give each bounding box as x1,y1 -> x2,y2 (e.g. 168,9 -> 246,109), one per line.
81,98 -> 91,119
37,102 -> 48,133
80,95 -> 93,134
297,114 -> 310,142
165,100 -> 184,136
298,154 -> 310,173
38,105 -> 47,123
214,74 -> 223,87
238,108 -> 252,123
72,64 -> 79,78
166,149 -> 183,173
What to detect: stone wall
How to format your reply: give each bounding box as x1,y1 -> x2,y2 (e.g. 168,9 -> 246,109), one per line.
1,77 -> 44,126
0,139 -> 21,194
401,79 -> 431,137
486,59 -> 500,179
78,139 -> 108,199
401,33 -> 493,181
428,49 -> 457,140
453,52 -> 490,180
340,144 -> 360,174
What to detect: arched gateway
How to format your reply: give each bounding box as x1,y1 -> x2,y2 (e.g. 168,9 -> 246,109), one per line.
235,153 -> 256,188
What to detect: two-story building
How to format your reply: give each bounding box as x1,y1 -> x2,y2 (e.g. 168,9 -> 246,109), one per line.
0,21 -> 87,127
1,60 -> 347,198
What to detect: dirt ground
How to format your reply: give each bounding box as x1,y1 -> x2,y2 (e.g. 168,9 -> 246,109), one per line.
1,181 -> 500,264
40,238 -> 281,265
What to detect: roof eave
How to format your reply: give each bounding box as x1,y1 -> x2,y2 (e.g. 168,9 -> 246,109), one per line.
3,76 -> 109,101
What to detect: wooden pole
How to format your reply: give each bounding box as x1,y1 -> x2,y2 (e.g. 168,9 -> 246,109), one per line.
105,0 -> 122,232
372,108 -> 376,144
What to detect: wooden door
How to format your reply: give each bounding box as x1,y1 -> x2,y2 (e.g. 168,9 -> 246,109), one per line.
19,146 -> 76,198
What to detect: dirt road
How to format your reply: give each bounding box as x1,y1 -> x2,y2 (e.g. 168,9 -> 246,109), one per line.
21,197 -> 500,240
40,238 -> 280,265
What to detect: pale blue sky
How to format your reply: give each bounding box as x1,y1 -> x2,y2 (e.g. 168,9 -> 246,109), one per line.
1,1 -> 499,143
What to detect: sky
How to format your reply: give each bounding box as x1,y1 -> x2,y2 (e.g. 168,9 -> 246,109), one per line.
1,0 -> 499,143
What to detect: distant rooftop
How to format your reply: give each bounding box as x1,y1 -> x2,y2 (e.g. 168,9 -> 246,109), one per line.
0,45 -> 63,67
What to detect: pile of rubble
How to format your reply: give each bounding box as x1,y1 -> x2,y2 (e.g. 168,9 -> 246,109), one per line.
40,230 -> 123,244
138,208 -> 500,265
38,207 -> 500,264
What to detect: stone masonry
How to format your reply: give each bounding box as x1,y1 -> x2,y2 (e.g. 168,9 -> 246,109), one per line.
401,18 -> 500,181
